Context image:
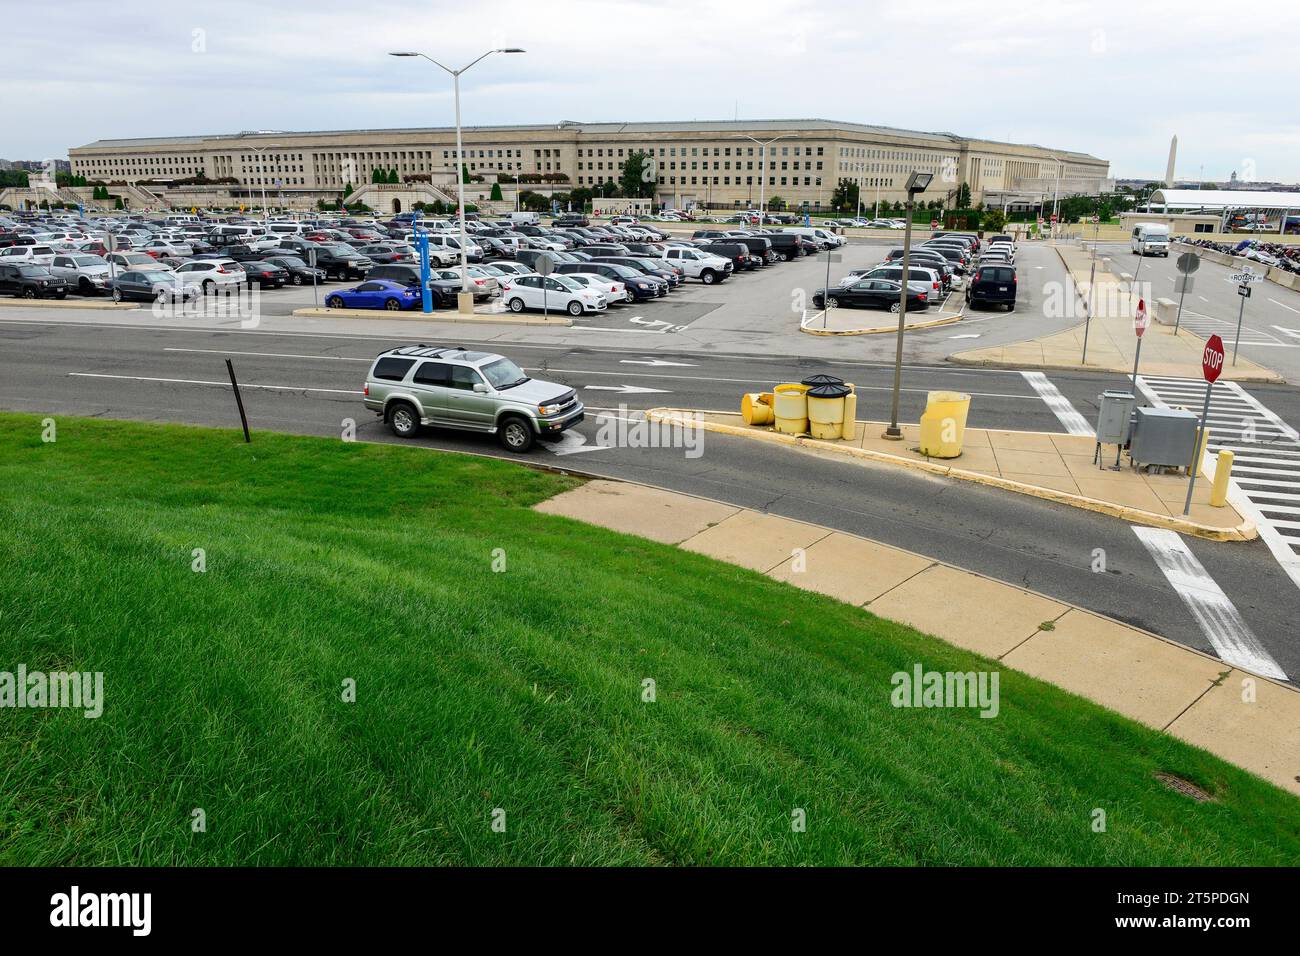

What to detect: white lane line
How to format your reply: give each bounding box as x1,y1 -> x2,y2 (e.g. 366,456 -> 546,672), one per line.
1132,527 -> 1288,680
165,347 -> 369,362
1019,371 -> 1093,435
68,372 -> 361,395
1269,299 -> 1300,315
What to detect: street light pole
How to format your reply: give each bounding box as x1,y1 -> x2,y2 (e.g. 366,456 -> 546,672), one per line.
736,133 -> 797,228
884,171 -> 934,440
247,144 -> 280,225
391,48 -> 525,314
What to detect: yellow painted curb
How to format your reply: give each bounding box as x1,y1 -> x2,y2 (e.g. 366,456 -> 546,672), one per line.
647,407 -> 1258,543
0,298 -> 138,311
800,312 -> 963,336
291,307 -> 572,327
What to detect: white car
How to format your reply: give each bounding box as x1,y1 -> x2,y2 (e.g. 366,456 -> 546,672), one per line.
501,273 -> 608,316
108,251 -> 172,273
562,271 -> 630,303
172,259 -> 246,293
0,244 -> 58,267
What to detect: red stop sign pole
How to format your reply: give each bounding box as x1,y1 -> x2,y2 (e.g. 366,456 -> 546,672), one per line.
1183,334 -> 1225,515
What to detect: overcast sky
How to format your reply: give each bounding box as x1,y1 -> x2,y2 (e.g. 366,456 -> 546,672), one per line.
5,0 -> 1298,182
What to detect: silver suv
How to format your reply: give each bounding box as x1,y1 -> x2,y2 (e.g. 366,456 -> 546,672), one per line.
363,345 -> 584,452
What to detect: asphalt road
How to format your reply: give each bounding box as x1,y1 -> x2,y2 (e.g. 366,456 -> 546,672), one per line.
3,317 -> 1299,683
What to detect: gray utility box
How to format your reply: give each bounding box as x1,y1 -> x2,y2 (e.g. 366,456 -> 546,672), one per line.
1096,391 -> 1136,445
1129,406 -> 1199,469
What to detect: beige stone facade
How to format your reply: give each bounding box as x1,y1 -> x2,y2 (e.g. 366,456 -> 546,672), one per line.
69,119 -> 1109,211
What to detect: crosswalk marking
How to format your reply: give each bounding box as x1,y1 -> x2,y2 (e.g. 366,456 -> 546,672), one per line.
1132,527 -> 1287,680
1020,371 -> 1093,435
1136,374 -> 1300,594
1170,312 -> 1296,348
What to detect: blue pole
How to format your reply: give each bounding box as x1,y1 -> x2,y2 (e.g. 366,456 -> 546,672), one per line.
412,213 -> 432,313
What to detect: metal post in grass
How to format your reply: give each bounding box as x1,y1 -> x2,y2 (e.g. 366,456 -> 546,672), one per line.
225,359 -> 251,443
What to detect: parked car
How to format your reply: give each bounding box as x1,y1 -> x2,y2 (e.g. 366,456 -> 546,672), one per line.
0,263 -> 74,298
592,256 -> 682,288
325,279 -> 423,311
363,345 -> 584,452
695,241 -> 753,272
965,264 -> 1017,311
561,272 -> 630,303
310,243 -> 373,280
261,255 -> 327,286
501,273 -> 609,316
843,264 -> 944,298
110,269 -> 189,303
554,261 -> 665,300
364,264 -> 460,306
661,246 -> 733,283
171,258 -> 246,294
0,243 -> 57,267
240,261 -> 291,288
48,253 -> 114,295
812,278 -> 929,312
762,233 -> 805,261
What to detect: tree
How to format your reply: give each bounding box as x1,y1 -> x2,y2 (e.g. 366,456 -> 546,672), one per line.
570,187 -> 593,208
983,208 -> 1007,232
388,169 -> 400,184
767,195 -> 786,211
343,182 -> 354,199
619,151 -> 657,199
956,182 -> 971,207
371,168 -> 384,184
462,164 -> 470,184
829,178 -> 859,213
489,182 -> 503,201
114,197 -> 124,210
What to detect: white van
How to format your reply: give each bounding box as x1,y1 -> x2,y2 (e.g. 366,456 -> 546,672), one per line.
783,226 -> 845,249
1131,223 -> 1170,257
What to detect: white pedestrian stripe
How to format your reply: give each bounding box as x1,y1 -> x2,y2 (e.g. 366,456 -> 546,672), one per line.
1020,371 -> 1093,435
1137,374 -> 1300,594
1168,312 -> 1294,347
1132,527 -> 1287,680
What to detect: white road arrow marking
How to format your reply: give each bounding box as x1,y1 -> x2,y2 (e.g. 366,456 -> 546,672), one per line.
629,317 -> 671,328
948,333 -> 981,339
619,359 -> 698,367
542,431 -> 611,456
1272,326 -> 1300,341
582,385 -> 671,394
1132,527 -> 1287,681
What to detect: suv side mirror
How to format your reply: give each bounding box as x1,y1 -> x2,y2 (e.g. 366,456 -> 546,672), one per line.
473,383 -> 489,394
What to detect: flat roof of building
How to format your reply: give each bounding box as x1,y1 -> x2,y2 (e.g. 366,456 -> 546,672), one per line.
1149,188 -> 1300,210
73,119 -> 1103,162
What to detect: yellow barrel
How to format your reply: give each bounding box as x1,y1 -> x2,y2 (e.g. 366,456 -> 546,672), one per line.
918,390 -> 971,458
773,383 -> 809,435
806,382 -> 851,440
741,392 -> 775,426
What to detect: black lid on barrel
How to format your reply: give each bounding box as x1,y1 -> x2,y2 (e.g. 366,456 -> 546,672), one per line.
806,383 -> 851,398
801,373 -> 845,387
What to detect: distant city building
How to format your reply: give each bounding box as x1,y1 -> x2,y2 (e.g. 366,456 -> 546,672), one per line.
68,119 -> 1110,211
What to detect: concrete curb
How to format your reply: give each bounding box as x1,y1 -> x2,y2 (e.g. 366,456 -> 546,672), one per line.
800,311 -> 963,336
291,306 -> 572,327
0,298 -> 137,311
646,407 -> 1257,543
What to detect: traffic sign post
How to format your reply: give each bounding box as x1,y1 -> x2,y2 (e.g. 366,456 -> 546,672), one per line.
1231,271 -> 1260,365
1130,298 -> 1149,387
1173,252 -> 1199,335
1184,335 -> 1225,515
537,253 -> 554,322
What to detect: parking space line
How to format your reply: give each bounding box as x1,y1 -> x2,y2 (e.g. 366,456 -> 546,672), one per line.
68,372 -> 361,395
1132,527 -> 1287,680
1019,371 -> 1093,435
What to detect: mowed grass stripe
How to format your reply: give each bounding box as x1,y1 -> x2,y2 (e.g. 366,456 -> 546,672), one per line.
0,412 -> 1296,865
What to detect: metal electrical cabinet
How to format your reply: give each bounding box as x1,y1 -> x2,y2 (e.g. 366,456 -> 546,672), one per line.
1096,391 -> 1136,445
1128,406 -> 1199,470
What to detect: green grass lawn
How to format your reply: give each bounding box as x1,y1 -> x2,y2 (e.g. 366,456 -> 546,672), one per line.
1,412 -> 1297,866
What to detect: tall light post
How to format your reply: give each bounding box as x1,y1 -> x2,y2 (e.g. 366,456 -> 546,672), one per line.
391,48 -> 525,314
735,133 -> 797,228
246,143 -> 280,224
883,170 -> 934,440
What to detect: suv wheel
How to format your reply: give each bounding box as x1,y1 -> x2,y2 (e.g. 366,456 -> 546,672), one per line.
498,415 -> 535,453
387,402 -> 420,438
778,251 -> 789,262
22,288 -> 36,299
508,297 -> 525,313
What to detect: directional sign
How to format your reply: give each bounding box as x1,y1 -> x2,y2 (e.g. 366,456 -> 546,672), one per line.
1176,252 -> 1201,275
1230,271 -> 1261,283
582,385 -> 671,394
536,254 -> 554,276
1134,298 -> 1149,337
1175,275 -> 1195,294
1202,334 -> 1224,382
1238,285 -> 1252,298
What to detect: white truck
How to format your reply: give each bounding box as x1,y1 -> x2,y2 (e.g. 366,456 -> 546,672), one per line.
507,211 -> 540,225
661,246 -> 733,284
1130,223 -> 1170,257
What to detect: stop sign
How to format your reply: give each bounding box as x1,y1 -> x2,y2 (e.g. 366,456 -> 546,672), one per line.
1203,334 -> 1225,383
1134,298 -> 1149,337
1050,213 -> 1058,223
930,219 -> 938,229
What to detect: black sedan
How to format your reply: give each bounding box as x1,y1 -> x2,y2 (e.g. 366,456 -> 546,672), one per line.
812,278 -> 930,313
240,261 -> 291,288
111,269 -> 192,303
262,255 -> 327,286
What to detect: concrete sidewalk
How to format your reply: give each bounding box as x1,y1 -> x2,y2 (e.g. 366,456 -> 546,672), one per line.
536,479 -> 1300,797
949,245 -> 1281,383
647,408 -> 1254,541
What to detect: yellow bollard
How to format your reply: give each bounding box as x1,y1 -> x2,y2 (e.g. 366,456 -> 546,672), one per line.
1210,450 -> 1234,507
773,383 -> 810,435
741,392 -> 774,426
1191,427 -> 1211,476
918,391 -> 971,458
841,388 -> 858,442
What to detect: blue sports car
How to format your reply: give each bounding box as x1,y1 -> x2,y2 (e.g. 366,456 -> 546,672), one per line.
325,279 -> 421,311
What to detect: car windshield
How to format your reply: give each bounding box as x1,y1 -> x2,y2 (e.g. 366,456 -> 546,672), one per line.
481,357 -> 529,390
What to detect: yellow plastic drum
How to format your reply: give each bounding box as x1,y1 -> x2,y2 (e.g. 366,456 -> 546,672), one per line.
773,383 -> 809,435
806,382 -> 852,440
918,391 -> 971,458
742,392 -> 775,426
